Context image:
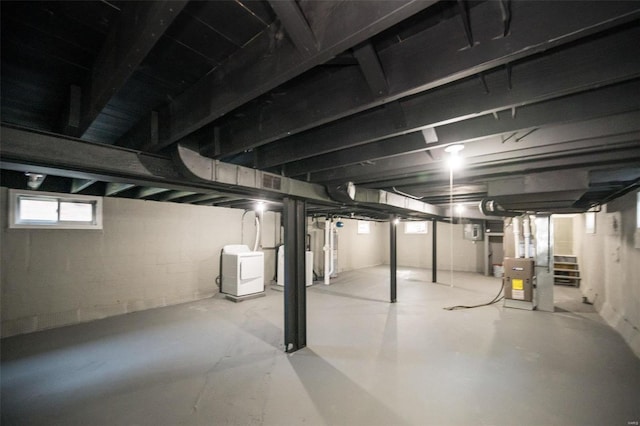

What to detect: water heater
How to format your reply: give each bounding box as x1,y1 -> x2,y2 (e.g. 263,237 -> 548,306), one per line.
277,245 -> 313,287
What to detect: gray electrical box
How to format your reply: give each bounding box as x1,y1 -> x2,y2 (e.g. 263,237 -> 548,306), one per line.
463,223 -> 483,241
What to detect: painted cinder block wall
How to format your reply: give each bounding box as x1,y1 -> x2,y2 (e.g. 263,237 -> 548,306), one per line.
308,218 -> 386,276
573,190 -> 640,357
383,221 -> 484,273
553,216 -> 575,255
0,187 -> 280,337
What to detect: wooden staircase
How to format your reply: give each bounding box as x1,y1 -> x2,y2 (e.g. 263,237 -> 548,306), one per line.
554,255 -> 581,287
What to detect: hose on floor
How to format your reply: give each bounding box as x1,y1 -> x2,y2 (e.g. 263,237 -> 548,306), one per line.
443,279 -> 504,310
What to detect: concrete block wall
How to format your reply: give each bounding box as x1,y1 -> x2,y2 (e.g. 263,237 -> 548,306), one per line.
308,218 -> 386,276
335,219 -> 386,272
553,215 -> 575,255
0,187 -> 279,337
384,221 -> 484,273
574,190 -> 640,357
309,219 -> 484,276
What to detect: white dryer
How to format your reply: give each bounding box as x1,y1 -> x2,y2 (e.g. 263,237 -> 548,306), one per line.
221,245 -> 264,296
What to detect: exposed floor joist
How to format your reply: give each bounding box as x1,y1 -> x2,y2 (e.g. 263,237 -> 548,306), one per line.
121,0 -> 437,152
257,25 -> 640,169
212,1 -> 640,159
285,81 -> 640,176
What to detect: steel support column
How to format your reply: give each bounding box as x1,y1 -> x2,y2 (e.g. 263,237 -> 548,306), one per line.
390,216 -> 397,303
534,215 -> 554,312
432,219 -> 437,283
283,197 -> 307,352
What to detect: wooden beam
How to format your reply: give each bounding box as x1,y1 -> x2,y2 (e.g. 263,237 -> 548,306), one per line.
284,81 -> 640,176
174,193 -> 225,203
157,191 -> 198,201
126,0 -> 437,151
254,25 -> 640,168
268,0 -> 317,56
310,120 -> 640,185
71,178 -> 97,194
117,111 -> 159,150
210,1 -> 640,158
78,1 -> 188,136
133,187 -> 171,199
105,182 -> 136,196
353,42 -> 388,96
61,85 -> 82,135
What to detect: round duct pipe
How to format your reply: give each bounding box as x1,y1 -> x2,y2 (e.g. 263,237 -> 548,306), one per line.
479,198 -> 521,217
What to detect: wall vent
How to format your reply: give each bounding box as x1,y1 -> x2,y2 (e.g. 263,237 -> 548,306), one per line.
262,174 -> 282,191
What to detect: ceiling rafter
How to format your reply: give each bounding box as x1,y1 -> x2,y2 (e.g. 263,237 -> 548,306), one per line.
157,191 -> 198,202
74,1 -> 188,137
133,187 -> 171,199
71,178 -> 97,194
363,143 -> 640,191
353,42 -> 389,97
309,115 -> 640,185
268,0 -> 317,56
2,1 -> 639,214
209,1 -> 640,159
105,182 -> 136,196
456,0 -> 474,48
255,25 -> 640,169
119,0 -> 437,152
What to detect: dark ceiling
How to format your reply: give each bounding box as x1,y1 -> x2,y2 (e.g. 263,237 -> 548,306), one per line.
1,0 -> 639,219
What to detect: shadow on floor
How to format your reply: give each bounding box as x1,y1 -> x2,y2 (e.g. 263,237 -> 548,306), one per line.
289,348 -> 409,426
309,286 -> 388,303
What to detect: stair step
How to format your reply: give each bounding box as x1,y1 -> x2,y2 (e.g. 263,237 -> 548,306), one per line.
554,268 -> 580,273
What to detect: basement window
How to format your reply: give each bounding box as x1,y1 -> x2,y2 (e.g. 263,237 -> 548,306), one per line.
357,220 -> 371,234
9,189 -> 103,229
404,221 -> 428,234
585,212 -> 596,234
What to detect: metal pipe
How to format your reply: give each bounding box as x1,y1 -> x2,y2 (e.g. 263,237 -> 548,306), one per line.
253,214 -> 261,252
479,198 -> 521,217
323,218 -> 334,285
513,216 -> 521,258
330,220 -> 335,277
523,215 -> 531,258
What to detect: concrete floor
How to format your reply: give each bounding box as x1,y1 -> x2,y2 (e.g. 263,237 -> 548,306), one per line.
2,266 -> 639,426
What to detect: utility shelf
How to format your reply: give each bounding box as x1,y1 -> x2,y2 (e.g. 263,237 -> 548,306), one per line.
554,267 -> 581,273
553,255 -> 580,287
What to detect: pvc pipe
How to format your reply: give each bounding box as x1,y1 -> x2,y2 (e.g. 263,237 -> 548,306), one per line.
330,223 -> 335,277
513,216 -> 521,258
253,214 -> 261,252
523,215 -> 531,258
323,219 -> 333,285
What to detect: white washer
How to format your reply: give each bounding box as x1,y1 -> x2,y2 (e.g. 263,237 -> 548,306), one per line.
277,245 -> 313,287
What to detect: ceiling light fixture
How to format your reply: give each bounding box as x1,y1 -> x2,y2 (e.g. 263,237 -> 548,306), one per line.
445,144 -> 465,171
444,144 -> 465,154
25,172 -> 46,190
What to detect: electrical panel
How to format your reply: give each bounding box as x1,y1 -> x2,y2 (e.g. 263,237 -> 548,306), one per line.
463,223 -> 484,241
